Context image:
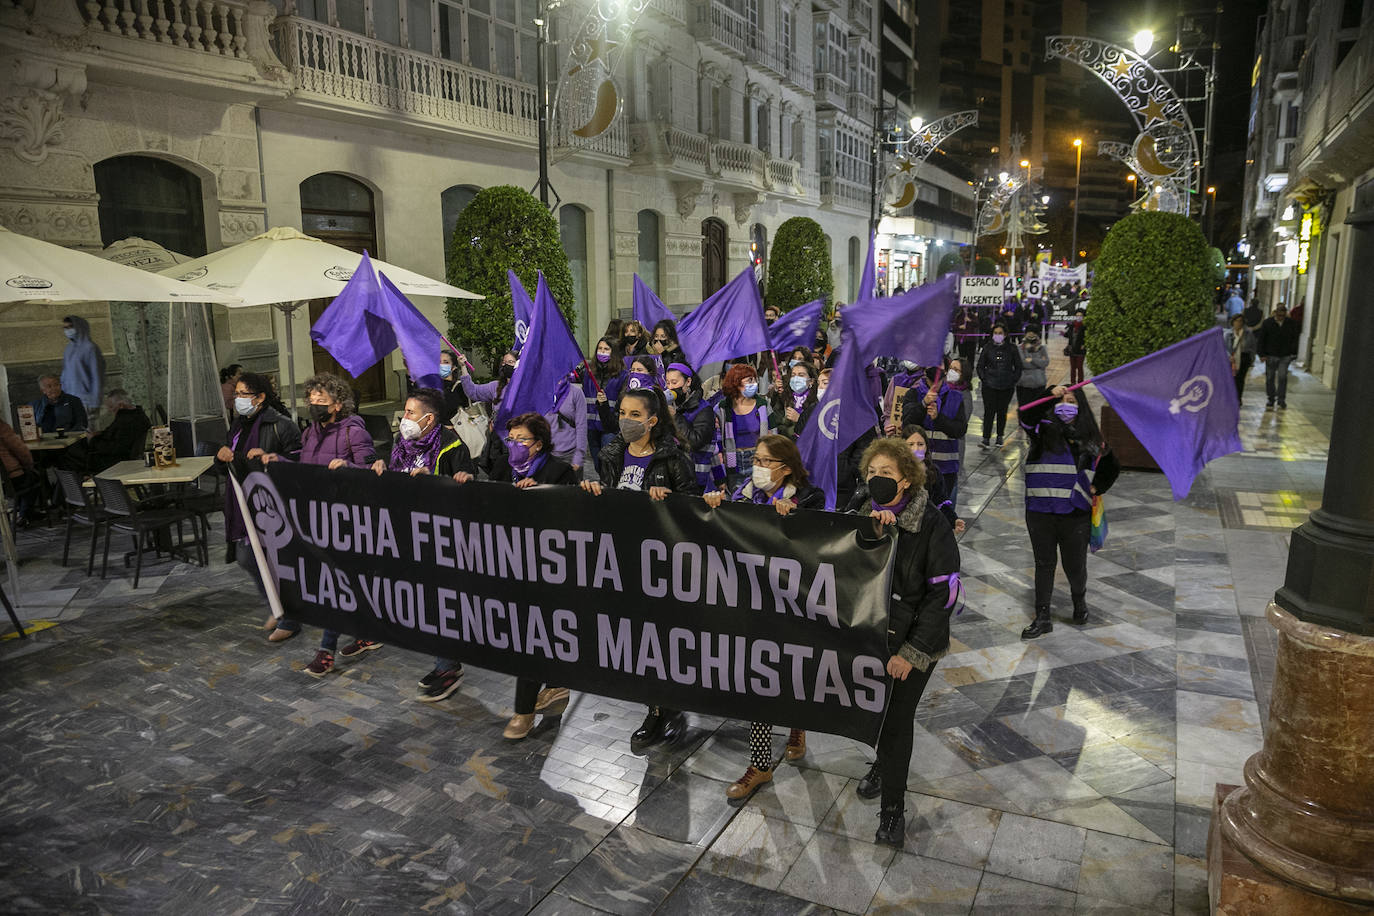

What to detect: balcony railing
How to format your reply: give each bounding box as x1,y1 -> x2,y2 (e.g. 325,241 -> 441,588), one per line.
551,112 -> 629,159
713,138 -> 766,180
1297,23 -> 1374,174
629,123 -> 712,175
79,0 -> 252,57
820,175 -> 870,213
272,17 -> 538,141
846,90 -> 874,122
691,0 -> 750,59
646,0 -> 688,25
849,0 -> 873,35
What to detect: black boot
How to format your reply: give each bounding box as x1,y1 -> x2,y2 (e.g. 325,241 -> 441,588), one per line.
875,802 -> 905,849
661,710 -> 688,744
632,707 -> 664,749
857,759 -> 882,799
1071,595 -> 1089,625
1021,607 -> 1053,639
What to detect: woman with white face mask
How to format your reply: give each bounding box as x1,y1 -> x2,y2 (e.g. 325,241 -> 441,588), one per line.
702,434 -> 824,805
769,362 -> 818,440
716,363 -> 775,492
215,372 -> 301,639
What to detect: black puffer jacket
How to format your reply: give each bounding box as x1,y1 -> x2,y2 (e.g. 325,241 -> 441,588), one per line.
977,339 -> 1023,390
673,390 -> 719,453
226,406 -> 300,475
884,489 -> 961,671
597,435 -> 702,495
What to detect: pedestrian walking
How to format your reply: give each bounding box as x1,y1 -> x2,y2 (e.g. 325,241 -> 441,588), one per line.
1016,331 -> 1050,407
1225,314 -> 1257,405
976,323 -> 1022,449
1256,303 -> 1301,409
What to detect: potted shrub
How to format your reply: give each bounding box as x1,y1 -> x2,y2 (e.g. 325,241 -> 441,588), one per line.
445,186 -> 576,372
1086,211 -> 1215,469
764,217 -> 833,314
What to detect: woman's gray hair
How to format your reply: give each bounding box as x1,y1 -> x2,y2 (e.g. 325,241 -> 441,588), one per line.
105,388 -> 134,409
303,372 -> 356,416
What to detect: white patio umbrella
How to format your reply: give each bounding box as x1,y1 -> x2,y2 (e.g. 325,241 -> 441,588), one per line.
157,227 -> 482,418
0,226 -> 238,304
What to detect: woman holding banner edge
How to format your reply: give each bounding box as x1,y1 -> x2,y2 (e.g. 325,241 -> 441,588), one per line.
702,434 -> 824,804
851,436 -> 961,850
581,387 -> 702,750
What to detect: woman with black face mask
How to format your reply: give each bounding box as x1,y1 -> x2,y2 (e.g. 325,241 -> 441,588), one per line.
621,320 -> 648,357
581,388 -> 701,750
849,437 -> 961,851
1017,386 -> 1119,638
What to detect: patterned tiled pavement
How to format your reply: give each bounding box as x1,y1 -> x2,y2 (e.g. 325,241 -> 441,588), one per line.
0,355 -> 1333,914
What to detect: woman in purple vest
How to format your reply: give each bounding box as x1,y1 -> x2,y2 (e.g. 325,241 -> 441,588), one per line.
900,358 -> 969,510
1018,385 -> 1120,639
716,363 -> 774,492
580,336 -> 626,461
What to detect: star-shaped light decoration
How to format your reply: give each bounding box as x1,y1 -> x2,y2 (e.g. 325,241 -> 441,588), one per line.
896,158 -> 915,173
1111,57 -> 1133,79
1137,95 -> 1169,125
583,35 -> 619,66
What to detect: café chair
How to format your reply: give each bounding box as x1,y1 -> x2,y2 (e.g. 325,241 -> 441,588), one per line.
94,476 -> 205,587
0,579 -> 23,639
54,468 -> 111,576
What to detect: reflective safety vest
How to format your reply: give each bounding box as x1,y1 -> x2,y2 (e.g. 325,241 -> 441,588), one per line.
1024,443 -> 1095,514
682,397 -> 726,488
916,381 -> 963,474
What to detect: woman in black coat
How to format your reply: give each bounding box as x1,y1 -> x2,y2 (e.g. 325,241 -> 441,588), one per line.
704,434 -> 825,805
975,322 -> 1023,448
851,437 -> 961,850
454,412 -> 577,740
216,372 -> 302,633
581,387 -> 701,749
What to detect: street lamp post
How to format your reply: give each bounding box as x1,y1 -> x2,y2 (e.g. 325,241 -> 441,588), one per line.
1207,186 -> 1217,244
1072,138 -> 1082,266
534,6 -> 550,206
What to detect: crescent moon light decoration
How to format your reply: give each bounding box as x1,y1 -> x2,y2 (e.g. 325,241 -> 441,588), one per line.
883,110 -> 978,208
976,173 -> 1025,238
1045,36 -> 1199,214
554,0 -> 651,144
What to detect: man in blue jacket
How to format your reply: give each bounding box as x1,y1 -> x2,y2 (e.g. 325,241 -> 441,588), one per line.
29,375 -> 88,433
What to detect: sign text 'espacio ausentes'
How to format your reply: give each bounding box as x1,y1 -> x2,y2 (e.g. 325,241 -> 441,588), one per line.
240,464 -> 898,743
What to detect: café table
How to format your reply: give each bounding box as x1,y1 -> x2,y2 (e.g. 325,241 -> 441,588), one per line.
24,436 -> 80,452
96,457 -> 215,486
23,436 -> 79,521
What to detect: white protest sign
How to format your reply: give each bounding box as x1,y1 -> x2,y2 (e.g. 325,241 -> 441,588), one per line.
1026,278 -> 1044,299
959,276 -> 1005,306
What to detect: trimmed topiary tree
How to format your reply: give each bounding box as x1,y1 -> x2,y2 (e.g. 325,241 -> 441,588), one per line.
973,256 -> 997,275
445,185 -> 575,371
1085,211 -> 1215,374
937,251 -> 966,276
764,217 -> 833,313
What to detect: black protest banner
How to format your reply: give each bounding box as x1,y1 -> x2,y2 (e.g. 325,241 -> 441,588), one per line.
238,463 -> 897,744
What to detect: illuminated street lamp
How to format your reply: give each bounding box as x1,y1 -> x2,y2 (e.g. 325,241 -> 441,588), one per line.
1207,186 -> 1218,244
1133,29 -> 1153,55
1072,138 -> 1083,266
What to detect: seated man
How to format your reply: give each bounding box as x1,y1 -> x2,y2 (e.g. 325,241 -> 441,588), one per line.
60,390 -> 151,474
0,418 -> 40,525
29,374 -> 88,433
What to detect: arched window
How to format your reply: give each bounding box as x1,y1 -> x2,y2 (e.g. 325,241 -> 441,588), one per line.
637,209 -> 661,292
299,173 -> 386,402
441,184 -> 481,255
751,222 -> 767,281
560,205 -> 590,347
702,217 -> 728,297
848,236 -> 861,299
94,155 -> 207,257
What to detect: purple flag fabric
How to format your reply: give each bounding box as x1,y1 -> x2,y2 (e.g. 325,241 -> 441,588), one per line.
633,274 -> 675,331
509,270 -> 535,351
769,297 -> 826,354
311,251 -> 444,388
798,275 -> 959,508
1089,328 -> 1241,500
677,267 -> 770,367
497,274 -> 585,428
855,232 -> 876,303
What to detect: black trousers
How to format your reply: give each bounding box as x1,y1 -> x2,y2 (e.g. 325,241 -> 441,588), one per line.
514,677 -> 543,715
876,662 -> 937,808
1234,353 -> 1254,401
982,386 -> 1014,441
1026,509 -> 1091,609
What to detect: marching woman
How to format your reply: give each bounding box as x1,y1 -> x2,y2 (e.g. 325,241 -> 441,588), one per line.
649,319 -> 688,367
851,437 -> 961,850
257,372 -> 382,663
545,376 -> 587,476
717,364 -> 774,492
771,361 -> 818,440
900,358 -> 969,510
453,413 -> 576,738
1018,385 -> 1119,639
581,335 -> 626,461
581,388 -> 702,749
620,320 -> 649,357
975,323 -> 1022,449
372,388 -> 479,701
665,362 -> 726,492
902,426 -> 963,533
216,372 -> 301,638
703,435 -> 824,804
437,348 -> 471,420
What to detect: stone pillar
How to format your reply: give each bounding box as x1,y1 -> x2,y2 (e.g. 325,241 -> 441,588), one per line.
1209,180 -> 1374,910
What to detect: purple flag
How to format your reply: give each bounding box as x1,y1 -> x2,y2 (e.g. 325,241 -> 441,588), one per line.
855,232 -> 876,303
677,267 -> 770,367
797,275 -> 959,508
311,251 -> 444,388
1089,328 -> 1241,500
509,270 -> 534,351
633,274 -> 675,330
497,274 -> 585,428
769,297 -> 826,354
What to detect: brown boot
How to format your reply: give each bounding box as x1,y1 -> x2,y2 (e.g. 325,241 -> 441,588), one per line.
784,729 -> 807,761
503,713 -> 535,740
534,687 -> 570,717
725,766 -> 773,805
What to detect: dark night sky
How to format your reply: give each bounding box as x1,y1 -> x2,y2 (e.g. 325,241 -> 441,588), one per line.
1082,0 -> 1268,244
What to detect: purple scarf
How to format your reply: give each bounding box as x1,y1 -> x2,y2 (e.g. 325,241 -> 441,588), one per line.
389,422 -> 442,473
872,491 -> 914,516
512,451 -> 546,480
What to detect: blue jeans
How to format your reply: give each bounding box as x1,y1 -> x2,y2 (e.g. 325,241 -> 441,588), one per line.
1264,356 -> 1293,404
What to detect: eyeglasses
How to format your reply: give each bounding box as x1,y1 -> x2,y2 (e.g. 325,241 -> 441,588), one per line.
755,456 -> 783,467
506,436 -> 536,446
